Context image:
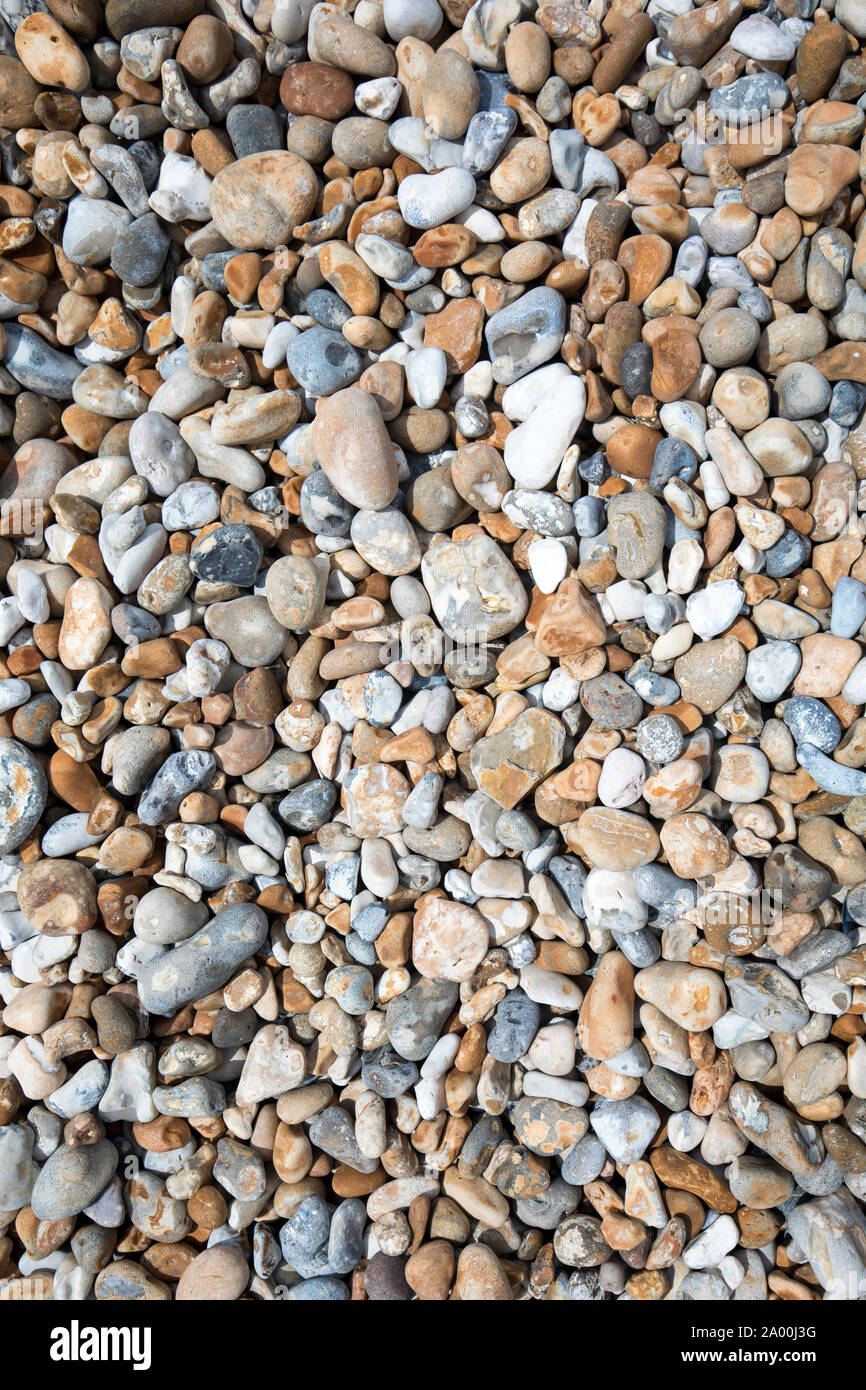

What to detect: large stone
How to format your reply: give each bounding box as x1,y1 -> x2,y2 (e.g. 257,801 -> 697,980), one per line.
421,533 -> 528,642
210,151 -> 318,250
470,708 -> 566,809
137,904 -> 269,1015
786,1190 -> 866,1299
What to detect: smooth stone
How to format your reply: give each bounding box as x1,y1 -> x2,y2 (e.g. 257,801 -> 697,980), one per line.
746,642 -> 802,702
485,287 -> 566,386
286,327 -> 363,396
31,1140 -> 118,1220
420,532 -> 527,642
397,169 -> 476,229
590,1097 -> 660,1164
209,151 -> 318,251
62,194 -> 132,267
137,904 -> 269,1016
0,738 -> 47,852
3,324 -> 81,399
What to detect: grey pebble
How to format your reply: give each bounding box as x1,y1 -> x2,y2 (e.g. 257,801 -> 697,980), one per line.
286,326 -> 362,396
362,1043 -> 420,1097
31,1140 -> 119,1221
589,1097 -> 659,1164
488,987 -> 540,1063
783,695 -> 841,753
485,287 -> 566,385
386,977 -> 458,1061
137,750 -> 216,825
307,1107 -> 379,1173
137,903 -> 269,1015
3,324 -> 81,399
111,212 -> 171,287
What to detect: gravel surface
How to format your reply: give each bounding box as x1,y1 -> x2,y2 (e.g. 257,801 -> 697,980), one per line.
1,0 -> 866,1305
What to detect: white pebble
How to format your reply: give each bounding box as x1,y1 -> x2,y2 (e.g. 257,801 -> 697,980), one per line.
420,1033 -> 461,1080
383,0 -> 442,41
405,347 -> 447,409
0,597 -> 25,646
683,1214 -> 740,1269
15,569 -> 50,624
597,749 -> 647,810
355,76 -> 402,119
360,837 -> 399,897
668,1111 -> 708,1152
504,376 -> 586,488
0,677 -> 30,714
685,579 -> 744,640
541,667 -> 580,712
527,537 -> 568,594
397,169 -> 476,230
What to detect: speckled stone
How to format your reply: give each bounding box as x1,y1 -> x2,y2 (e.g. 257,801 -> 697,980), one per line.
0,737 -> 47,852
137,904 -> 269,1015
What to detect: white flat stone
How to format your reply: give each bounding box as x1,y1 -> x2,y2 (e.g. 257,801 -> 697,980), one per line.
503,376 -> 586,488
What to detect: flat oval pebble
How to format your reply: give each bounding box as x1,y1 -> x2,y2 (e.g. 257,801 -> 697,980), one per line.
31,1139 -> 118,1220
0,738 -> 47,852
137,904 -> 269,1015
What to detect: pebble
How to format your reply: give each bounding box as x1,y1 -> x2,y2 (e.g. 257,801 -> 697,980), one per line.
210,151 -> 317,251
0,738 -> 46,852
486,288 -> 566,385
746,642 -> 802,703
313,388 -> 398,510
287,327 -> 362,398
397,170 -> 476,230
832,577 -> 866,639
31,1140 -> 118,1221
176,1245 -> 249,1301
138,904 -> 268,1015
590,1098 -> 660,1165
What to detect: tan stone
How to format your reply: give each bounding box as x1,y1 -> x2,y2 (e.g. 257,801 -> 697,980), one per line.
15,13 -> 90,92
659,813 -> 732,878
794,634 -> 861,697
534,577 -> 607,658
413,895 -> 489,983
566,807 -> 660,869
784,143 -> 860,218
578,951 -> 634,1060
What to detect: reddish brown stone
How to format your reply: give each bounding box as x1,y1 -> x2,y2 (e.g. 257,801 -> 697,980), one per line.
423,297 -> 484,374
280,61 -> 356,119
